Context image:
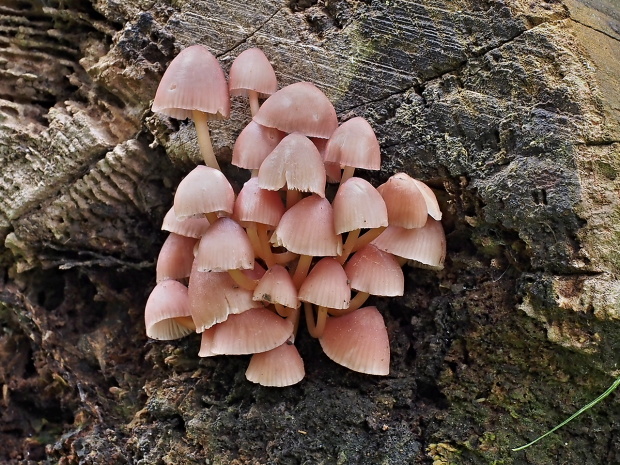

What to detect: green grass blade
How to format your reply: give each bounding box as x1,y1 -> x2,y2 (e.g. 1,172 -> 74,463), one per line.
512,375 -> 620,452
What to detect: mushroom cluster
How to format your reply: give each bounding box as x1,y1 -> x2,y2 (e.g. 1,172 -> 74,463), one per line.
145,45 -> 446,387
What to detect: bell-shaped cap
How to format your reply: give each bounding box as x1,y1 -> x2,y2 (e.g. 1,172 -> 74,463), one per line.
229,48 -> 278,97
258,133 -> 326,197
210,307 -> 294,355
232,121 -> 285,170
152,45 -> 230,120
377,173 -> 429,229
145,280 -> 193,340
319,306 -> 390,375
253,264 -> 299,309
233,177 -> 285,227
162,207 -> 210,238
253,82 -> 338,138
298,258 -> 350,309
414,180 -> 442,221
173,166 -> 235,220
189,263 -> 262,332
245,343 -> 305,387
271,195 -> 342,256
344,245 -> 404,296
332,177 -> 388,234
156,233 -> 197,282
324,117 -> 381,170
195,218 -> 255,272
371,218 -> 446,269
198,326 -> 217,357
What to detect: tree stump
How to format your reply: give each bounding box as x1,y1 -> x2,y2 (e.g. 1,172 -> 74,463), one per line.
1,0 -> 619,464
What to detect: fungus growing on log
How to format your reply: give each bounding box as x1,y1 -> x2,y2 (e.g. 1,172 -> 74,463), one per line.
145,46 -> 447,386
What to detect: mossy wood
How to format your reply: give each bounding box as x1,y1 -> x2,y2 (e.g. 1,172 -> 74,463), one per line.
0,0 -> 619,463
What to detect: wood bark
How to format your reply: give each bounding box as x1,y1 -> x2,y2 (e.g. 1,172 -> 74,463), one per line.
0,0 -> 619,464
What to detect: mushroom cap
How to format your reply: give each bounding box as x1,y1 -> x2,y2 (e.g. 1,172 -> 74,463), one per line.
198,326 -> 217,357
377,173 -> 428,229
324,117 -> 381,170
189,263 -> 262,332
145,280 -> 193,340
161,207 -> 210,238
298,258 -> 350,309
233,177 -> 285,227
232,121 -> 285,170
253,82 -> 338,138
258,133 -> 326,197
152,44 -> 230,120
229,47 -> 278,97
332,177 -> 388,234
245,343 -> 305,387
253,264 -> 300,309
155,233 -> 198,282
173,166 -> 235,220
195,218 -> 255,272
319,306 -> 390,375
371,218 -> 446,269
344,245 -> 404,296
413,179 -> 442,221
210,307 -> 294,355
271,195 -> 342,256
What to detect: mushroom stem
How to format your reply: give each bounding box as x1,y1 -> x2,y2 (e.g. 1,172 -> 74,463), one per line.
246,224 -> 264,259
288,306 -> 301,342
293,254 -> 313,288
340,165 -> 356,184
248,89 -> 260,116
274,251 -> 298,265
257,223 -> 276,268
192,110 -> 221,170
174,316 -> 196,331
227,269 -> 258,291
351,226 -> 387,253
205,212 -> 219,225
304,302 -> 328,338
337,228 -> 360,264
347,291 -> 370,311
275,303 -> 293,318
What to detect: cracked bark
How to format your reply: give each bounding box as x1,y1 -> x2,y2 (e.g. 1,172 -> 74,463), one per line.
1,0 -> 619,464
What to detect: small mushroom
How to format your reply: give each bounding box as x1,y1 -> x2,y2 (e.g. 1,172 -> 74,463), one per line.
152,45 -> 229,169
229,47 -> 278,116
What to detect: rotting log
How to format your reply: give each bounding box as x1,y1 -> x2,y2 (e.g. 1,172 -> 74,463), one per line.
0,0 -> 619,464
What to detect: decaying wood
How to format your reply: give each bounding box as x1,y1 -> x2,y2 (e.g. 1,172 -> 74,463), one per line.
1,0 -> 619,463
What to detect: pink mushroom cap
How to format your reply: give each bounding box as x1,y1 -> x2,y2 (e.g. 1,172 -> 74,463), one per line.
152,44 -> 230,120
319,306 -> 390,375
145,280 -> 193,340
253,82 -> 338,138
229,47 -> 278,97
324,116 -> 381,170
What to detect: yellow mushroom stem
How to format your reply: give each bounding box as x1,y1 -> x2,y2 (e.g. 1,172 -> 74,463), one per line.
292,254 -> 313,288
204,212 -> 219,224
337,228 -> 360,264
304,302 -> 328,338
227,268 -> 258,291
347,291 -> 370,311
274,251 -> 298,265
350,226 -> 387,253
174,316 -> 196,331
192,110 -> 221,170
248,89 -> 260,117
257,223 -> 276,268
288,306 -> 301,343
245,224 -> 265,259
340,165 -> 356,184
274,303 -> 294,318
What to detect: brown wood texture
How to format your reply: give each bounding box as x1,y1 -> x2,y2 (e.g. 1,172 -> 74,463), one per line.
0,0 -> 619,464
